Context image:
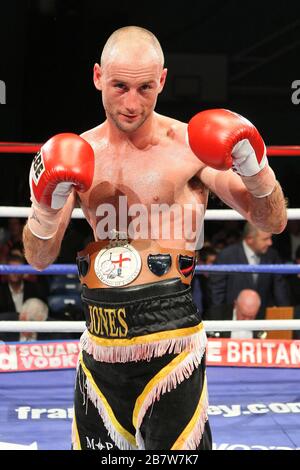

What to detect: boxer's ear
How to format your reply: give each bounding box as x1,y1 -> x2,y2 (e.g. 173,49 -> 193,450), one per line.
158,68 -> 168,94
93,63 -> 102,91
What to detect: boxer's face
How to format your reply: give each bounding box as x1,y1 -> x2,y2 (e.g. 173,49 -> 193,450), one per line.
94,50 -> 167,133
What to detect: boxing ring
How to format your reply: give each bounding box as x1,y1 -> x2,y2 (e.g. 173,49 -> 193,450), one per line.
1,361 -> 300,450
0,142 -> 300,450
1,334 -> 300,450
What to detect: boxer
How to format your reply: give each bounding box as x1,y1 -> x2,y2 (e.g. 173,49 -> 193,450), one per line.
23,26 -> 287,450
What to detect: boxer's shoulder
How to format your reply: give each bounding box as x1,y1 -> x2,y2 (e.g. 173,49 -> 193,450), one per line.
157,113 -> 187,144
158,114 -> 205,170
80,123 -> 106,148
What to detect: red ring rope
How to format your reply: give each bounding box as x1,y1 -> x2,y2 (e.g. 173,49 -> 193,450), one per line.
0,142 -> 300,156
266,146 -> 300,156
0,143 -> 42,153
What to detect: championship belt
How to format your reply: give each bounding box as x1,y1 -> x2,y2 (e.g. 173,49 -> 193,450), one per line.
94,231 -> 142,287
77,233 -> 196,288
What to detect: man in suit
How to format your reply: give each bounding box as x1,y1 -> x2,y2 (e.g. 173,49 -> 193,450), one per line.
0,253 -> 47,316
0,298 -> 79,342
208,222 -> 290,319
272,220 -> 300,263
191,246 -> 217,316
204,289 -> 266,338
0,298 -> 65,342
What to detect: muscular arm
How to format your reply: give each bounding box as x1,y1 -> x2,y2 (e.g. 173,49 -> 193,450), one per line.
198,166 -> 287,234
23,192 -> 76,270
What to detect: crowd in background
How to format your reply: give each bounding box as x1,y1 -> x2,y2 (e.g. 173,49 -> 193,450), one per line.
0,216 -> 299,342
193,219 -> 300,339
0,217 -> 89,342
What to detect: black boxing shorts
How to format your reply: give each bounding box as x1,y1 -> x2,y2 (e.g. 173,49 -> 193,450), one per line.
72,278 -> 212,450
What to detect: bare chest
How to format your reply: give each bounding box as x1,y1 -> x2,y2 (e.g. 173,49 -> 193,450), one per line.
81,145 -> 200,210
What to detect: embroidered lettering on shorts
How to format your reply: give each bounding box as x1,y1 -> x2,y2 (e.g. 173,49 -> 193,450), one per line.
88,304 -> 128,338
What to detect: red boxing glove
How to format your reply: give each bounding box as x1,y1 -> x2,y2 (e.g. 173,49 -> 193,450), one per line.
28,133 -> 94,239
187,108 -> 276,197
30,133 -> 94,209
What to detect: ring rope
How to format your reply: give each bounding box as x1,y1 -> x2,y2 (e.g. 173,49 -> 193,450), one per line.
1,142 -> 300,156
0,264 -> 78,275
0,320 -> 299,333
1,264 -> 300,275
266,146 -> 300,156
1,206 -> 300,220
196,265 -> 300,274
0,143 -> 42,153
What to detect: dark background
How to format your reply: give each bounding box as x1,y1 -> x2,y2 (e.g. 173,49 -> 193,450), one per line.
0,0 -> 300,208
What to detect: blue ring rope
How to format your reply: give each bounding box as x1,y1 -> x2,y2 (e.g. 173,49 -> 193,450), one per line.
195,264 -> 300,274
0,264 -> 78,275
0,263 -> 300,275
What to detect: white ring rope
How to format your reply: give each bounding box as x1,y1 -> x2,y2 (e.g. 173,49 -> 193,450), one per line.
1,206 -> 300,220
0,321 -> 85,333
0,320 -> 300,333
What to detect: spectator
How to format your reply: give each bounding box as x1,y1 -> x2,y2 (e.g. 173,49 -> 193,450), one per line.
0,297 -> 60,342
273,220 -> 300,263
208,222 -> 290,319
286,245 -> 300,339
19,297 -> 49,341
286,245 -> 300,306
204,289 -> 266,339
211,221 -> 242,250
192,246 -> 217,316
0,253 -> 48,316
0,218 -> 24,263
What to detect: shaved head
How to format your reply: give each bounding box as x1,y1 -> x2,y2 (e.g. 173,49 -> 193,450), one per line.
100,26 -> 164,70
94,26 -> 167,135
236,289 -> 261,309
235,289 -> 261,320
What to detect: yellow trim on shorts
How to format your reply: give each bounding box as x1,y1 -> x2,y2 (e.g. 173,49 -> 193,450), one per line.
132,351 -> 190,429
72,414 -> 82,450
79,353 -> 136,447
171,373 -> 207,450
87,323 -> 203,347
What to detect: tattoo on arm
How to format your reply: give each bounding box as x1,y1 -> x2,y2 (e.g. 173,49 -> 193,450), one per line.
30,208 -> 41,224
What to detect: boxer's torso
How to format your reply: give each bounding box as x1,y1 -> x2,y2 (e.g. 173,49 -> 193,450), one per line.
78,113 -> 208,287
